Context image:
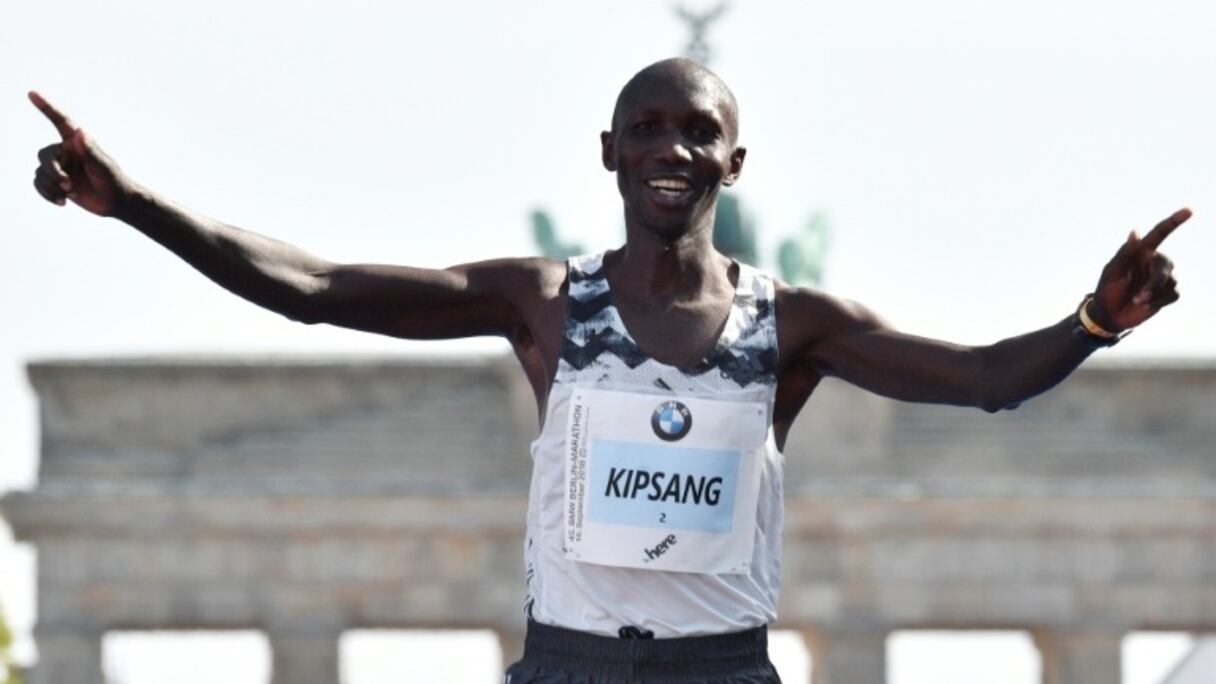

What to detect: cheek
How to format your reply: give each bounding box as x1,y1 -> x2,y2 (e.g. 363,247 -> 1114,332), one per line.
615,170 -> 641,207
695,147 -> 731,174
697,163 -> 728,187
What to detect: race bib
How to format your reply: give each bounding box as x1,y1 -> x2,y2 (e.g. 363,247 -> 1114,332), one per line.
563,387 -> 767,574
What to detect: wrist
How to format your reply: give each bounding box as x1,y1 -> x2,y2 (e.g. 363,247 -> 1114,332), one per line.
1084,297 -> 1123,334
1073,294 -> 1130,349
110,181 -> 152,222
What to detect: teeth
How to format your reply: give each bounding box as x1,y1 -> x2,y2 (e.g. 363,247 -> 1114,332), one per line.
647,178 -> 690,191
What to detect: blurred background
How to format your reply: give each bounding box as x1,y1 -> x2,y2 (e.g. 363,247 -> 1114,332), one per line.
1,1 -> 1213,682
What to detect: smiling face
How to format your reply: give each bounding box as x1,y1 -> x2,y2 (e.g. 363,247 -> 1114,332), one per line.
602,59 -> 746,243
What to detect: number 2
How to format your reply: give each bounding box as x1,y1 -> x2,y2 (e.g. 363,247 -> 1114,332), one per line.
659,512 -> 667,523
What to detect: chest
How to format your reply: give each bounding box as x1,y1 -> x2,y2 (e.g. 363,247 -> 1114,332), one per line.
525,254 -> 783,425
614,298 -> 734,369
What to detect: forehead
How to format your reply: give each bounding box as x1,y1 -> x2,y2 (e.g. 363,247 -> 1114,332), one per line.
613,70 -> 736,129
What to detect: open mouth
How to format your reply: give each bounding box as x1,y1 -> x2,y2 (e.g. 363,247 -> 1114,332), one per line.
643,176 -> 698,210
646,177 -> 692,197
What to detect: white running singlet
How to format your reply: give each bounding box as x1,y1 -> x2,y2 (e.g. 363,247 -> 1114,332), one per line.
523,252 -> 785,638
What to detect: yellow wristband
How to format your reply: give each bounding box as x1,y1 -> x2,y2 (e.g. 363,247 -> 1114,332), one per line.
1078,296 -> 1118,339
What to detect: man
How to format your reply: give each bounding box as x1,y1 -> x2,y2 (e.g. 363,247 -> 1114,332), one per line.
31,58 -> 1185,683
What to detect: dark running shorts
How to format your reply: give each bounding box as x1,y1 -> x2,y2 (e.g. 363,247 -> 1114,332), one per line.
503,619 -> 783,683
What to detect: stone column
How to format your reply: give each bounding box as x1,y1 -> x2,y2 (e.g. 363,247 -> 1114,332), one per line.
269,630 -> 341,684
1033,630 -> 1122,684
804,628 -> 888,684
28,626 -> 103,684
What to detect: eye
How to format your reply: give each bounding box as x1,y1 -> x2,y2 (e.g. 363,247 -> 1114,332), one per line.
688,122 -> 721,143
631,120 -> 657,134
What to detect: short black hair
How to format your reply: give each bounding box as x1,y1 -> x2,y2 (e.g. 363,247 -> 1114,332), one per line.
611,57 -> 739,144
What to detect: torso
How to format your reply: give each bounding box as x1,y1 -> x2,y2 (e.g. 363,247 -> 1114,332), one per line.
521,252 -> 785,637
507,250 -> 824,449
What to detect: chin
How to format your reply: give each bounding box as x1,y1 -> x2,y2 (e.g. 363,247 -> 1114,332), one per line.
639,214 -> 696,242
637,204 -> 713,239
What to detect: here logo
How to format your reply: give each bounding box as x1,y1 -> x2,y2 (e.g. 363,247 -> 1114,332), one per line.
643,534 -> 678,562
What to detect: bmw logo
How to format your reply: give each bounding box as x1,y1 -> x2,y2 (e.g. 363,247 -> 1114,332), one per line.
651,401 -> 692,442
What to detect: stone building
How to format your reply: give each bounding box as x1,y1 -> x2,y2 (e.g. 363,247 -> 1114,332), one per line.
3,357 -> 1215,683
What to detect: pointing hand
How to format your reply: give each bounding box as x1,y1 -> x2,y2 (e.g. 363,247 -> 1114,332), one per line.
1089,208 -> 1190,332
30,91 -> 132,216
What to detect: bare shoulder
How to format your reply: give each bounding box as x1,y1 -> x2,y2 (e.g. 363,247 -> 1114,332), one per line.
453,255 -> 567,301
460,256 -> 569,391
774,282 -> 890,365
455,256 -> 569,346
520,256 -> 570,298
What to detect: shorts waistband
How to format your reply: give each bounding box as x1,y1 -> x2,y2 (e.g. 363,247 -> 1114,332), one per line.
518,619 -> 771,678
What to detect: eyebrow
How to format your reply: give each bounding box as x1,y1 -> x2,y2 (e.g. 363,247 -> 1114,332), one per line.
626,107 -> 724,124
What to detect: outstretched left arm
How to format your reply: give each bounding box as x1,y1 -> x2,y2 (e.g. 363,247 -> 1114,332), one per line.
782,208 -> 1191,412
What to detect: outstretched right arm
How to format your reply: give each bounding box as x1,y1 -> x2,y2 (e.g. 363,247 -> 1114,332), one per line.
29,91 -> 546,340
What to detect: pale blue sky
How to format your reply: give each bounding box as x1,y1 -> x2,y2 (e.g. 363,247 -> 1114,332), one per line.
1,0 -> 1213,678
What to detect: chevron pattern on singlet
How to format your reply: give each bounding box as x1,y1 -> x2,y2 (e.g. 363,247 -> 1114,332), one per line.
557,253 -> 778,390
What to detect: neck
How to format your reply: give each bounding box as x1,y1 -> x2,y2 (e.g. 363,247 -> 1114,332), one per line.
615,219 -> 729,303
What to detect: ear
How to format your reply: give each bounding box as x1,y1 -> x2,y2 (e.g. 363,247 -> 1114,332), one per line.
600,130 -> 616,172
721,146 -> 747,187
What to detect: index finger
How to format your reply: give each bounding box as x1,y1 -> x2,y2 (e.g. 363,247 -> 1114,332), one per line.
1140,207 -> 1192,251
28,90 -> 78,140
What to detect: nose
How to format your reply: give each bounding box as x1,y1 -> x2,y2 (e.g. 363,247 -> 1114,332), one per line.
652,130 -> 693,164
